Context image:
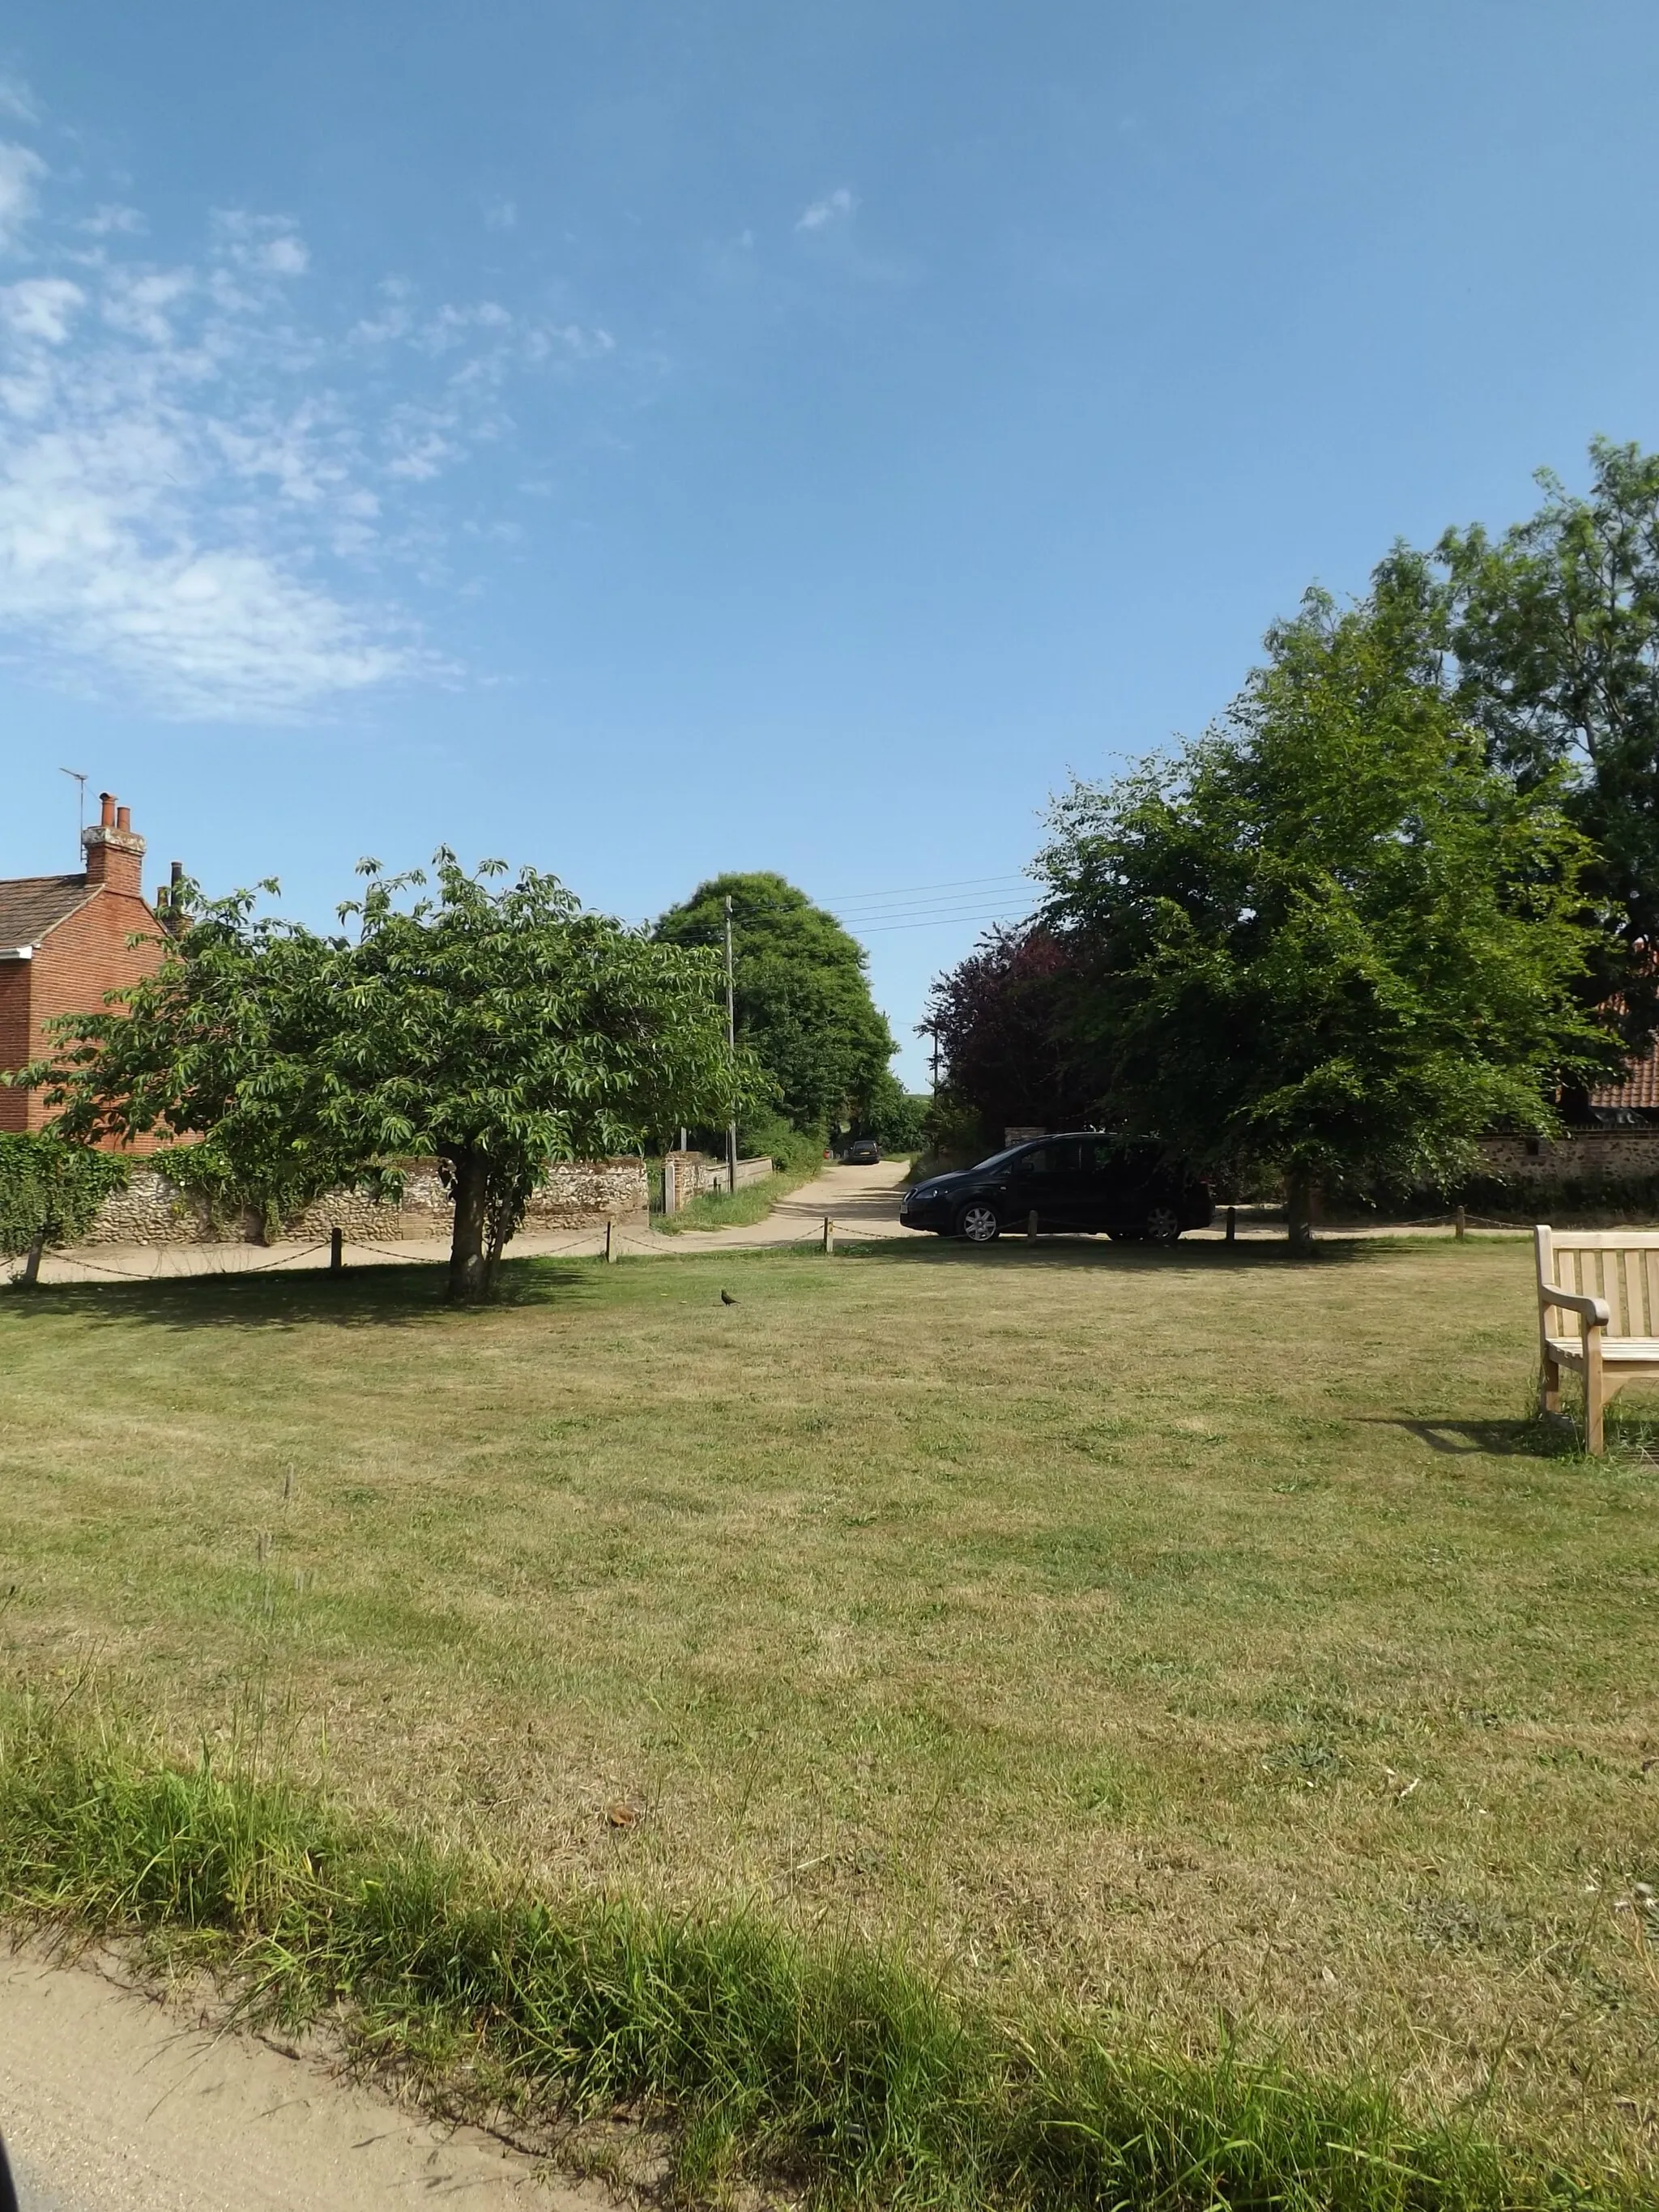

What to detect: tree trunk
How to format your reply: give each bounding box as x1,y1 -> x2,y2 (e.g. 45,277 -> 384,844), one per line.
1286,1165 -> 1315,1256
481,1212 -> 510,1302
21,1232 -> 45,1288
447,1152 -> 492,1304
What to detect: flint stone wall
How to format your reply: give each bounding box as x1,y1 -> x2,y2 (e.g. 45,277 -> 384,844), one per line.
1478,1130 -> 1659,1182
78,1156 -> 650,1247
659,1152 -> 773,1212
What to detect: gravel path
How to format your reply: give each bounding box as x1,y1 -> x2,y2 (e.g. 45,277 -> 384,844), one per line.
0,1947 -> 583,2210
23,1159 -> 1533,1288
27,1158 -> 917,1285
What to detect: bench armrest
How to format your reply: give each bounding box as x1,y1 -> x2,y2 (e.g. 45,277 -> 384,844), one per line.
1539,1281 -> 1610,1327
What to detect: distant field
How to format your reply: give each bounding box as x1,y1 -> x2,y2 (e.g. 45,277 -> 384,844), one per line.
1,1235 -> 1654,2172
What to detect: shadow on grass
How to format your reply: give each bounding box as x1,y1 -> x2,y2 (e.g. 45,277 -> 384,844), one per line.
834,1232 -> 1391,1271
1360,1415 -> 1579,1460
6,1221 -> 1462,1332
0,1257 -> 600,1333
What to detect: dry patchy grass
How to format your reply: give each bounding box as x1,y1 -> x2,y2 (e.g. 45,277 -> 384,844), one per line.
0,1234 -> 1655,2171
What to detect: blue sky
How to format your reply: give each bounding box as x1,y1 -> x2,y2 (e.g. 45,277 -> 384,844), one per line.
2,2 -> 1657,1087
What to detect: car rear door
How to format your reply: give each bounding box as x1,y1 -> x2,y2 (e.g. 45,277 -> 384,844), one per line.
1009,1140 -> 1089,1229
1090,1141 -> 1154,1232
1074,1139 -> 1123,1231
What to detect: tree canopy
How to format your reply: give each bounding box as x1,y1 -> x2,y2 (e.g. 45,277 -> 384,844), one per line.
32,852 -> 750,1302
0,1132 -> 127,1285
1437,437 -> 1659,1038
654,872 -> 896,1137
1036,561 -> 1616,1247
921,922 -> 1100,1151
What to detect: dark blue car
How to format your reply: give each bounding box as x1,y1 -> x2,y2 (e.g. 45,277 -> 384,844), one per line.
900,1133 -> 1213,1245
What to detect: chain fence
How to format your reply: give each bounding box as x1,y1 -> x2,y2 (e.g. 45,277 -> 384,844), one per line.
18,1204 -> 1550,1290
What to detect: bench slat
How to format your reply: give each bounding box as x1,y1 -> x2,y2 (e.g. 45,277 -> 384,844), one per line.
1610,1248 -> 1630,1337
1542,1230 -> 1659,1250
1546,1334 -> 1659,1364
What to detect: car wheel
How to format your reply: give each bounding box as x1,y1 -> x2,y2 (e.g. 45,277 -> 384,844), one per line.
1144,1204 -> 1182,1245
955,1201 -> 1000,1244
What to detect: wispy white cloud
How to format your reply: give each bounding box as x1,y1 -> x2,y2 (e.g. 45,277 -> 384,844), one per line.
0,75 -> 36,126
483,196 -> 517,232
212,207 -> 310,279
0,276 -> 84,344
420,298 -> 513,352
0,141 -> 616,720
80,202 -> 147,238
0,140 -> 46,253
795,185 -> 857,232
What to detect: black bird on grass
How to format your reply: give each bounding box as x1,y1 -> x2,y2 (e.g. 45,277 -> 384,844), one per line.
720,1289 -> 737,1306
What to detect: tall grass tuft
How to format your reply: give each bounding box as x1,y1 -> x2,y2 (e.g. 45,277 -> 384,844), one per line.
0,1700 -> 1631,2212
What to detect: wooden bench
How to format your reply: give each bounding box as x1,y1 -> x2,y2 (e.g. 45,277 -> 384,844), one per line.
1535,1224 -> 1659,1453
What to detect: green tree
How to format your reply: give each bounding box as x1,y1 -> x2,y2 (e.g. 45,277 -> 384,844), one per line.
0,1132 -> 127,1286
32,853 -> 749,1303
654,873 -> 897,1137
921,922 -> 1100,1148
852,1069 -> 928,1153
1438,438 -> 1659,1038
1038,562 -> 1616,1250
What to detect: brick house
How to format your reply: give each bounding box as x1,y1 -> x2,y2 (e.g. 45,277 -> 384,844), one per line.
0,794 -> 170,1148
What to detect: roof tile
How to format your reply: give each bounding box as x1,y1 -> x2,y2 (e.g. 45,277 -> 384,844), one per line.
1590,1038 -> 1659,1110
0,874 -> 96,952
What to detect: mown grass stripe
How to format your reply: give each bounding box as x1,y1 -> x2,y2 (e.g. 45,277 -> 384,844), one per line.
0,1705 -> 1633,2212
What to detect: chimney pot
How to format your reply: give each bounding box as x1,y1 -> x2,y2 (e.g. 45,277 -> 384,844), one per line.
83,792 -> 147,894
169,860 -> 183,884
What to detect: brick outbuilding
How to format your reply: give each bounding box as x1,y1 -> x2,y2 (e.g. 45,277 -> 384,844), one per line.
0,794 -> 170,1147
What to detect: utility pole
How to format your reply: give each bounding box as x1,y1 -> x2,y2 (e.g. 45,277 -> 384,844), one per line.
724,893 -> 739,1196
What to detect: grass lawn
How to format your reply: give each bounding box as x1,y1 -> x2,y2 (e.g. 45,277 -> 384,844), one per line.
656,1154 -> 825,1231
1,1234 -> 1655,2176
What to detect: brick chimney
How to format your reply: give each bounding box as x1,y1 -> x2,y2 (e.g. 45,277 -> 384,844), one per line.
83,791 -> 147,897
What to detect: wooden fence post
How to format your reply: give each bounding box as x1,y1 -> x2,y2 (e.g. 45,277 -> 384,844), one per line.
1225,1205 -> 1236,1246
1027,1209 -> 1038,1242
1455,1205 -> 1466,1241
823,1215 -> 835,1254
330,1225 -> 343,1273
605,1219 -> 617,1264
663,1157 -> 677,1217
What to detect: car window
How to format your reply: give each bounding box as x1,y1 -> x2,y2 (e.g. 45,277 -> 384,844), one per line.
1020,1141 -> 1081,1177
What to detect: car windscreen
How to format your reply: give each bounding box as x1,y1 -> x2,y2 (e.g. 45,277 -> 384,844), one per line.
969,1147 -> 1027,1172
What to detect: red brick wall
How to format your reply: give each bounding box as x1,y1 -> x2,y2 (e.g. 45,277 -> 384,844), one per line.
0,962 -> 32,1135
4,887 -> 164,1149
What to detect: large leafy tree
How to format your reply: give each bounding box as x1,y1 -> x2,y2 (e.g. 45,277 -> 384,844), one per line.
1038,561 -> 1616,1248
32,853 -> 748,1302
1438,438 -> 1659,1039
654,872 -> 897,1136
922,922 -> 1098,1149
0,1132 -> 127,1287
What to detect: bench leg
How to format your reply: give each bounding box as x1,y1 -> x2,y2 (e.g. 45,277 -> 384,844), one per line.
1584,1351 -> 1605,1456
1540,1356 -> 1560,1416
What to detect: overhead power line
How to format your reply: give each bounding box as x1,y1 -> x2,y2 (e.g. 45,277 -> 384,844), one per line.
856,908 -> 1034,935
816,872 -> 1034,909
